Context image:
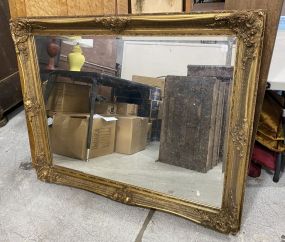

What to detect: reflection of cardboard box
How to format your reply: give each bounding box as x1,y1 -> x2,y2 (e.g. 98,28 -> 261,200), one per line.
50,113 -> 116,160
115,116 -> 149,154
132,75 -> 165,98
95,102 -> 117,115
46,82 -> 90,113
147,122 -> 152,144
117,103 -> 138,116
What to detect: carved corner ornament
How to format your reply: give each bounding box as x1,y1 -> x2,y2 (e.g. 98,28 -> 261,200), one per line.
209,11 -> 265,69
10,19 -> 46,57
34,152 -> 58,183
199,206 -> 239,233
10,19 -> 31,57
199,191 -> 239,233
94,16 -> 131,34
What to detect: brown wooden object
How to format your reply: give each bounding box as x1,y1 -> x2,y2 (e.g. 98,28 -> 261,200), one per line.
8,0 -> 128,18
225,0 -> 285,155
0,0 -> 22,126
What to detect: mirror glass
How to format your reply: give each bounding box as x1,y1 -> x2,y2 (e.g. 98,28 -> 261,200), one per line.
35,35 -> 237,208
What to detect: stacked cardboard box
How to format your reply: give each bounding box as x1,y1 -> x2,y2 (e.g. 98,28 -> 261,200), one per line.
117,103 -> 138,116
49,113 -> 116,160
46,78 -> 150,160
96,102 -> 149,155
115,116 -> 149,154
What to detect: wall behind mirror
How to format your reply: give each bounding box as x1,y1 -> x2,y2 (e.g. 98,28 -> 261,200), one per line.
36,35 -> 237,208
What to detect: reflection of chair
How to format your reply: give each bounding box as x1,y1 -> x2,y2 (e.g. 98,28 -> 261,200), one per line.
249,90 -> 285,182
43,70 -> 156,160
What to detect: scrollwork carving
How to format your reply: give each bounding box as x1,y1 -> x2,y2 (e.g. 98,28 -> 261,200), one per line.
111,187 -> 132,204
24,97 -> 41,121
10,19 -> 31,56
208,11 -> 264,69
34,152 -> 58,183
198,192 -> 239,233
199,206 -> 239,233
10,19 -> 46,57
231,119 -> 248,158
94,17 -> 131,33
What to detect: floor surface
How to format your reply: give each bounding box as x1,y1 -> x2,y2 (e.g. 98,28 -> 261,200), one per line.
1,110 -> 285,242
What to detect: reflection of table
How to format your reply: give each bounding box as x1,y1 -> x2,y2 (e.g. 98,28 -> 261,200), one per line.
43,70 -> 156,160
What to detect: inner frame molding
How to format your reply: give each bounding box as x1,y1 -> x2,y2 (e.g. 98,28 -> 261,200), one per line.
10,11 -> 265,234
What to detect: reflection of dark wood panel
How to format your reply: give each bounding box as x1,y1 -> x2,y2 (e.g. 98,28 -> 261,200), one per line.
212,82 -> 226,166
187,65 -> 234,165
159,76 -> 220,173
187,65 -> 234,80
0,0 -> 22,125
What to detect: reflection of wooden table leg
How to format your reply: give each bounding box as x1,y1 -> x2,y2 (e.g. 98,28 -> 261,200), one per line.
86,77 -> 97,161
44,73 -> 58,105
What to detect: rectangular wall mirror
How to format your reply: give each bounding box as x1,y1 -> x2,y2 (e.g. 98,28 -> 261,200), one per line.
10,12 -> 265,234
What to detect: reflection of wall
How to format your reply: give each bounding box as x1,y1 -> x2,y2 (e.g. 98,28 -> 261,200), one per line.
120,38 -> 235,80
268,30 -> 285,89
59,37 -> 117,75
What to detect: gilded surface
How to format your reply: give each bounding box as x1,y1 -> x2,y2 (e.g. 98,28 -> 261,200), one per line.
10,12 -> 265,234
24,97 -> 41,121
209,11 -> 265,69
111,186 -> 133,204
94,16 -> 131,33
231,119 -> 249,158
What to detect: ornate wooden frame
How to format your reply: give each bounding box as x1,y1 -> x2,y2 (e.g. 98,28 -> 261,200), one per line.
10,11 -> 265,234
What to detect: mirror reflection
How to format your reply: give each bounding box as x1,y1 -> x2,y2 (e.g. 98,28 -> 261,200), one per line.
36,35 -> 236,207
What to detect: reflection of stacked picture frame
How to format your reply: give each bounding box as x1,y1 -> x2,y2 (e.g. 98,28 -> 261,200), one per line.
159,76 -> 221,173
159,65 -> 234,173
187,65 -> 234,171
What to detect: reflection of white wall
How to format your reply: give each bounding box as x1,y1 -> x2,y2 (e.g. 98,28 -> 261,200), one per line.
120,37 -> 235,80
268,30 -> 285,90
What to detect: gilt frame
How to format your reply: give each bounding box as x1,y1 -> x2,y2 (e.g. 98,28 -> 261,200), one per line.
10,11 -> 265,234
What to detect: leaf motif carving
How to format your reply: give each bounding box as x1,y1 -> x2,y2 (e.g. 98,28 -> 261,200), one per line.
198,192 -> 239,233
208,11 -> 264,69
24,98 -> 41,121
10,19 -> 46,57
94,16 -> 131,33
34,152 -> 58,183
112,187 -> 132,204
231,119 -> 248,158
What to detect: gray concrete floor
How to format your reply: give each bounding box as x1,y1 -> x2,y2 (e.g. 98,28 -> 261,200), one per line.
1,109 -> 285,242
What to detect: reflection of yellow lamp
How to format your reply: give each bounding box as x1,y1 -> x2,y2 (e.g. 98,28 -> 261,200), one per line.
63,36 -> 93,71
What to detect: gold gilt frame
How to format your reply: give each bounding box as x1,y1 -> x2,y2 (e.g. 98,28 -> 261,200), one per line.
10,11 -> 265,234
